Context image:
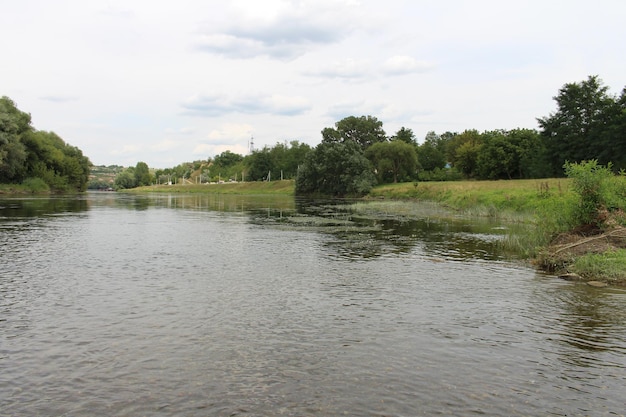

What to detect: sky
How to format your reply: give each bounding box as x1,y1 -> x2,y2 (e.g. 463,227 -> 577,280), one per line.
1,0 -> 625,168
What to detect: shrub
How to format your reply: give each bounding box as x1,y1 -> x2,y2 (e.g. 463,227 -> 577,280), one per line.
564,160 -> 614,228
22,177 -> 50,193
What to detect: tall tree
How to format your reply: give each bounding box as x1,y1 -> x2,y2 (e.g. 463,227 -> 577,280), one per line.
447,129 -> 482,178
365,140 -> 419,183
538,75 -> 622,175
391,127 -> 416,145
0,97 -> 31,182
245,147 -> 274,181
418,131 -> 447,171
134,161 -> 152,186
321,115 -> 387,150
296,140 -> 375,196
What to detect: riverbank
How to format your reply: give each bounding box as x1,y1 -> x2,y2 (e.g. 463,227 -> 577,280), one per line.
366,179 -> 626,286
127,180 -> 296,195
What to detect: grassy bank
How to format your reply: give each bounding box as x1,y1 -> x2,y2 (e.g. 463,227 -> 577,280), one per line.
127,179 -> 296,195
369,178 -> 573,216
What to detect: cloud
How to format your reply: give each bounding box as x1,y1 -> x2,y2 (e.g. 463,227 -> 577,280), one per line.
39,95 -> 79,103
325,100 -> 385,121
302,58 -> 370,80
192,143 -> 249,158
206,123 -> 254,144
181,93 -> 311,117
110,144 -> 141,156
381,56 -> 435,75
194,1 -> 359,59
151,139 -> 181,152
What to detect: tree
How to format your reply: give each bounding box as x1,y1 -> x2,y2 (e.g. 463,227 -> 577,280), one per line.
418,131 -> 447,171
448,129 -> 482,178
392,127 -> 416,145
296,140 -> 376,196
245,147 -> 274,181
1,97 -> 91,191
538,75 -> 623,175
476,130 -> 516,180
321,115 -> 387,150
114,168 -> 137,189
268,140 -> 311,179
134,161 -> 152,186
365,140 -> 419,183
213,150 -> 243,168
0,97 -> 30,183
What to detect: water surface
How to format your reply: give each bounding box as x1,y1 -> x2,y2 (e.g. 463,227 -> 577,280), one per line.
1,193 -> 625,416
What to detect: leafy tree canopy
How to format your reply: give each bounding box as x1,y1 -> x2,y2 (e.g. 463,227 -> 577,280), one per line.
365,140 -> 419,183
296,140 -> 376,196
538,75 -> 626,174
0,96 -> 91,191
321,115 -> 387,150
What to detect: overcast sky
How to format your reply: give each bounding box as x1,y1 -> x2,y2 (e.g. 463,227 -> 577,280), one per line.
2,0 -> 625,168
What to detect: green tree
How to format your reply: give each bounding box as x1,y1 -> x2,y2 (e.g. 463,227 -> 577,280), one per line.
321,115 -> 387,150
213,150 -> 244,168
538,75 -> 623,175
296,141 -> 375,196
114,167 -> 137,189
391,127 -> 416,145
245,147 -> 274,181
365,140 -> 419,183
1,97 -> 91,191
418,131 -> 447,171
268,140 -> 311,179
0,97 -> 30,182
134,161 -> 152,186
448,129 -> 482,178
476,130 -> 516,179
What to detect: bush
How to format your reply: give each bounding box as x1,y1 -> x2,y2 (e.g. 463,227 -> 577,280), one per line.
22,177 -> 50,193
564,160 -> 615,228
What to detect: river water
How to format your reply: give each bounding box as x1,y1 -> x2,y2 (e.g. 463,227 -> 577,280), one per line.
1,192 -> 625,416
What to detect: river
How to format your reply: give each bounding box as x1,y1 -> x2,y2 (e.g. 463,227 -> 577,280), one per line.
1,192 -> 625,416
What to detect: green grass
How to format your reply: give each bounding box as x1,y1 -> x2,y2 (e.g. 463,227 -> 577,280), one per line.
571,249 -> 626,283
369,178 -> 573,214
126,179 -> 296,195
0,179 -> 50,194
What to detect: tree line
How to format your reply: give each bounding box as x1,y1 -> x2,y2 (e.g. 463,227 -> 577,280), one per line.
297,75 -> 625,195
116,75 -> 624,195
113,141 -> 313,189
0,96 -> 91,192
5,74 -> 620,195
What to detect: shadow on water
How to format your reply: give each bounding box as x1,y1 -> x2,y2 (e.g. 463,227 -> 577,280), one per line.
0,195 -> 89,219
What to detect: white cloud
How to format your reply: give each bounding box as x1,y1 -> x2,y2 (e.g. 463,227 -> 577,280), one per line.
110,144 -> 141,156
182,93 -> 311,117
302,58 -> 371,80
206,123 -> 254,143
381,56 -> 435,76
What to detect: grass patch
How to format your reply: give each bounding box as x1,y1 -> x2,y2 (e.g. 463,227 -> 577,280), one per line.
369,179 -> 572,215
127,180 -> 295,195
571,249 -> 626,283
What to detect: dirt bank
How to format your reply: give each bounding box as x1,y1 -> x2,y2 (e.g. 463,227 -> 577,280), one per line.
537,226 -> 626,286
